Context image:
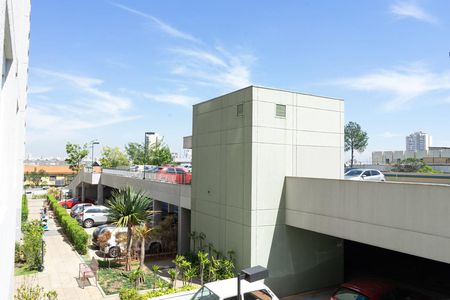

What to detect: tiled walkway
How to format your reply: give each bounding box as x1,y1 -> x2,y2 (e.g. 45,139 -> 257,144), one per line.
14,197 -> 116,300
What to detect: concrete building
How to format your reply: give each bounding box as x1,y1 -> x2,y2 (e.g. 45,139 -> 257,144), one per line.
191,86 -> 345,295
24,165 -> 76,187
406,131 -> 432,151
70,86 -> 450,297
145,131 -> 162,147
0,0 -> 30,298
372,148 -> 450,165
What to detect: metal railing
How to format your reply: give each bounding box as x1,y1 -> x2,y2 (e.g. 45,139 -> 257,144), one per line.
102,168 -> 192,185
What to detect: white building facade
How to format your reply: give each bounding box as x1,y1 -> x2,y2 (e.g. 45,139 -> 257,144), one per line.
0,0 -> 30,298
406,131 -> 432,152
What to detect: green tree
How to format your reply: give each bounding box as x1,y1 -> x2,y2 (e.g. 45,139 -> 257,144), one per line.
99,146 -> 130,168
65,142 -> 89,172
125,142 -> 147,165
344,122 -> 369,168
25,167 -> 47,187
106,187 -> 152,271
133,224 -> 152,269
198,251 -> 209,285
148,141 -> 173,166
125,141 -> 173,166
393,158 -> 424,172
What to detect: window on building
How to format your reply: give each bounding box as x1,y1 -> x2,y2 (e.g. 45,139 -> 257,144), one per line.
2,7 -> 13,88
275,104 -> 286,118
49,176 -> 56,181
237,103 -> 244,117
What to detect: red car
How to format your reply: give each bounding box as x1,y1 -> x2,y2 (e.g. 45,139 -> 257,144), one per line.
331,279 -> 429,300
157,167 -> 192,184
58,197 -> 95,209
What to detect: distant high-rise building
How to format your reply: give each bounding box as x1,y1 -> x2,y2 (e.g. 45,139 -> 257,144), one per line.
406,131 -> 432,151
145,132 -> 162,148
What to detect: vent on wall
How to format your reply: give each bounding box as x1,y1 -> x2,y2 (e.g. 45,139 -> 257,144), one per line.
275,104 -> 286,118
237,103 -> 244,117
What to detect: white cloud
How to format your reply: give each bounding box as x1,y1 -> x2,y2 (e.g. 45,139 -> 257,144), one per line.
334,64 -> 450,111
170,47 -> 254,90
390,1 -> 437,23
109,2 -> 200,43
109,2 -> 255,99
27,69 -> 141,141
142,93 -> 198,106
28,86 -> 53,94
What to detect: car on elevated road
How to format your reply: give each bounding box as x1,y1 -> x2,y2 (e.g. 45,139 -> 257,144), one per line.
344,169 -> 385,182
58,197 -> 96,209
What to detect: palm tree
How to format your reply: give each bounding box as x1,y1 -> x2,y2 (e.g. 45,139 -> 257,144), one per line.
198,251 -> 209,285
134,224 -> 152,269
107,186 -> 152,271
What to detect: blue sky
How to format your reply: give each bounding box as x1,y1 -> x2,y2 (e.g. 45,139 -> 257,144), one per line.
27,0 -> 450,163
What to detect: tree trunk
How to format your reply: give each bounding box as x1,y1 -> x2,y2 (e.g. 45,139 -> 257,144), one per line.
351,146 -> 354,168
200,266 -> 204,286
140,236 -> 145,269
126,224 -> 133,271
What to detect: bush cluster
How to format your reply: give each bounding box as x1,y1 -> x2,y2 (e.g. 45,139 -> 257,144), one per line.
47,195 -> 89,254
22,220 -> 44,270
21,194 -> 28,223
119,285 -> 196,300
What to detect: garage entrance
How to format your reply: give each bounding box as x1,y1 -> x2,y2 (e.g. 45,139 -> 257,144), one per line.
344,240 -> 450,295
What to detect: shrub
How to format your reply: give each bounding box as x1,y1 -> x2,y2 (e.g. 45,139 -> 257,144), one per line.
119,285 -> 197,300
22,220 -> 44,270
47,187 -> 60,200
21,194 -> 28,223
15,241 -> 25,264
119,288 -> 143,300
47,195 -> 89,254
15,282 -> 58,300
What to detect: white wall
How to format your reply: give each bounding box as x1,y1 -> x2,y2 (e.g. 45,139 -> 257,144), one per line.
0,0 -> 30,298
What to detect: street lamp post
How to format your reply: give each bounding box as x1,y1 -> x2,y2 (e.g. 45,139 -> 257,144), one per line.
237,266 -> 268,300
143,132 -> 152,180
91,140 -> 99,171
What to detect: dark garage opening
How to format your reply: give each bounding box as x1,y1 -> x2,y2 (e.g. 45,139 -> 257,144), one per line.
344,240 -> 450,295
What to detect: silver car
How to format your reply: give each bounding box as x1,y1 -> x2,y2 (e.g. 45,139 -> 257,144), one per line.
344,169 -> 385,182
76,205 -> 110,228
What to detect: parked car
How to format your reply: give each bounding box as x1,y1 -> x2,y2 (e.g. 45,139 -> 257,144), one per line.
76,205 -> 110,228
97,226 -> 162,258
59,197 -> 96,209
187,277 -> 278,300
92,224 -> 117,248
344,169 -> 385,182
157,167 -> 192,184
331,279 -> 429,300
70,203 -> 94,218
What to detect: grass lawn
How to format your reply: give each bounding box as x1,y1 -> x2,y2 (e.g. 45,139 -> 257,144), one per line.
14,265 -> 38,276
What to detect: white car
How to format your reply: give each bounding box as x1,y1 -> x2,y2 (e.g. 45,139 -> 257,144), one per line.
98,227 -> 162,258
76,205 -> 110,228
189,277 -> 278,300
344,169 -> 385,182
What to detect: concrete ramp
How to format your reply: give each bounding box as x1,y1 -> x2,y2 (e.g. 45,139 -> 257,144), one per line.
285,177 -> 450,264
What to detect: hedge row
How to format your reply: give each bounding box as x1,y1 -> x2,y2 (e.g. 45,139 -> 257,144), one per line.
47,195 -> 89,254
21,194 -> 28,223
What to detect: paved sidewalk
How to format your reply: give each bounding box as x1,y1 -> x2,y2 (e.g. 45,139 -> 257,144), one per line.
15,197 -> 116,300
